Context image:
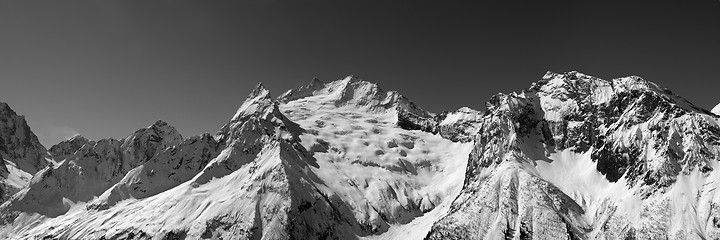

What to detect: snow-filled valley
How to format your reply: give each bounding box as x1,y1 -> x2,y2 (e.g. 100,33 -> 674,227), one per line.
1,72 -> 720,239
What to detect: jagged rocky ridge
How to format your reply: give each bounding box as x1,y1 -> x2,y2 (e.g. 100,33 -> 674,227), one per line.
48,135 -> 93,162
2,120 -> 183,218
0,72 -> 719,240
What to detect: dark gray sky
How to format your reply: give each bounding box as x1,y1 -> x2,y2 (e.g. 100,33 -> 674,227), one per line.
1,0 -> 719,147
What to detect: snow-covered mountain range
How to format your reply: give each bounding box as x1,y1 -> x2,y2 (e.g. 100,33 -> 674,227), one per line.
0,71 -> 719,239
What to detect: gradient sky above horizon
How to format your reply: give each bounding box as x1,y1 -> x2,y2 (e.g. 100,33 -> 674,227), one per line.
1,0 -> 719,148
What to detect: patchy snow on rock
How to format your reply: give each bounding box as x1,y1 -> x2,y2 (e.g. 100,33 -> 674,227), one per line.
1,159 -> 32,192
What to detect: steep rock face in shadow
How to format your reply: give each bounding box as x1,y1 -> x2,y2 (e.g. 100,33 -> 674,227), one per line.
49,135 -> 93,162
0,102 -> 50,175
0,102 -> 50,203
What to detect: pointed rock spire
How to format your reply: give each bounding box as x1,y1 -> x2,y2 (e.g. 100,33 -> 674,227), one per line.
310,76 -> 323,85
249,82 -> 270,100
231,82 -> 273,121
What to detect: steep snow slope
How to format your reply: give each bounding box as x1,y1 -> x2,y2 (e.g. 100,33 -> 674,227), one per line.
428,71 -> 720,239
278,77 -> 472,237
0,160 -> 31,191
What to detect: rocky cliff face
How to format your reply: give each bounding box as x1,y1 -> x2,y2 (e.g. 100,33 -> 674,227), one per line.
437,107 -> 484,142
0,102 -> 50,203
0,102 -> 50,175
48,135 -> 93,162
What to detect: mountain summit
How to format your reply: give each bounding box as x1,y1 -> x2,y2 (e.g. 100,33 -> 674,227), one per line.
1,72 -> 720,239
428,71 -> 720,239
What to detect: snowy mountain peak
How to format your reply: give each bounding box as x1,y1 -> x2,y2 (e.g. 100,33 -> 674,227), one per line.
123,120 -> 183,158
613,75 -> 662,92
230,83 -> 273,121
249,82 -> 269,98
532,71 -> 704,114
148,119 -> 170,128
131,120 -> 182,142
277,77 -> 326,103
67,134 -> 85,141
49,134 -> 93,161
430,71 -> 720,239
279,76 -> 439,132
